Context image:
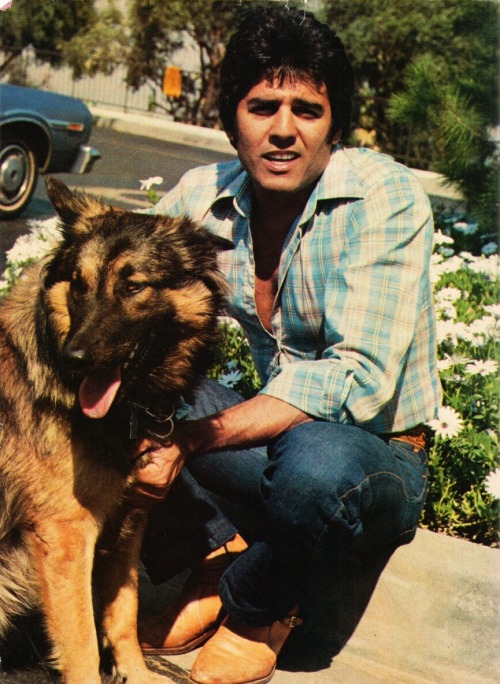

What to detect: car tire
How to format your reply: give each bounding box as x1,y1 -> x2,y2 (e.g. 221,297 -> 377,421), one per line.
0,138 -> 38,218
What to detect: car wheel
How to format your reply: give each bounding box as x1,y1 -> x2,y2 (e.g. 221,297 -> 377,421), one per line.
0,138 -> 38,218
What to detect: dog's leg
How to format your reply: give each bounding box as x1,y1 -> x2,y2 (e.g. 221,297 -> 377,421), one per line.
28,515 -> 102,684
96,505 -> 167,683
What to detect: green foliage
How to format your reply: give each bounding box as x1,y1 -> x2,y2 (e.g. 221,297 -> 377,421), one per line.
426,426 -> 498,546
420,218 -> 499,545
207,320 -> 261,399
388,55 -> 497,238
62,2 -> 129,79
322,0 -> 498,239
0,0 -> 96,73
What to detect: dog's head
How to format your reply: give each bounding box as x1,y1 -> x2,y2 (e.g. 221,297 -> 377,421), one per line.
42,177 -> 232,419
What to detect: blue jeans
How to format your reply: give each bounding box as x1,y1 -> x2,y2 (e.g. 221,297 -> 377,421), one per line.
141,379 -> 428,627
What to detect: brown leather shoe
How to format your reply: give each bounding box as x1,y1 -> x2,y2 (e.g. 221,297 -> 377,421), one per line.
139,533 -> 247,655
189,610 -> 302,684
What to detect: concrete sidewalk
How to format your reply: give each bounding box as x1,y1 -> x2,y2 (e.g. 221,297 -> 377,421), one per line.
138,528 -> 499,684
1,529 -> 497,684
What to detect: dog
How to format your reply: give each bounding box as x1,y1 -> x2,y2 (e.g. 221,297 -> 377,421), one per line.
0,177 -> 231,683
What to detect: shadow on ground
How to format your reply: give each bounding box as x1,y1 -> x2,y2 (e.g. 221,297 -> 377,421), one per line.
0,547 -> 395,682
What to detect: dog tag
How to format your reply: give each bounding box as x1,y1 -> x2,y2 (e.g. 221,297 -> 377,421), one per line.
129,410 -> 138,440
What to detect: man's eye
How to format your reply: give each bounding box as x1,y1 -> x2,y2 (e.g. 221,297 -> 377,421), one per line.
250,105 -> 275,116
294,107 -> 321,119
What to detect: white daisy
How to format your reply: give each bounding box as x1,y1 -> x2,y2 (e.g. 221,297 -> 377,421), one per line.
470,316 -> 498,341
483,304 -> 500,319
435,287 -> 462,303
427,406 -> 464,440
459,251 -> 475,262
139,176 -> 164,190
436,355 -> 454,371
434,230 -> 455,246
218,316 -> 243,331
435,301 -> 457,321
218,369 -> 243,388
6,217 -> 61,267
436,320 -> 469,346
431,253 -> 444,265
484,468 -> 500,499
467,255 -> 499,280
464,359 -> 498,376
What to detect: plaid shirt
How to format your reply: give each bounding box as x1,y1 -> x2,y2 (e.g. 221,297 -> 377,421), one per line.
154,145 -> 442,433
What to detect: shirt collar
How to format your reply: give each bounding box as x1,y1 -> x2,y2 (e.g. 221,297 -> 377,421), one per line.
209,166 -> 252,218
299,145 -> 366,225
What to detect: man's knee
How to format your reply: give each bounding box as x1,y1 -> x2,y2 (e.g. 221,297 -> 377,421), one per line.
261,422 -> 395,536
266,422 -> 376,489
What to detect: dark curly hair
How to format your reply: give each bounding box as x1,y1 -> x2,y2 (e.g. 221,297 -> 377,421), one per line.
219,5 -> 354,143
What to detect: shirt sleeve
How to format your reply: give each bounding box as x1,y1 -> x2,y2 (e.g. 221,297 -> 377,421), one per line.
259,167 -> 435,428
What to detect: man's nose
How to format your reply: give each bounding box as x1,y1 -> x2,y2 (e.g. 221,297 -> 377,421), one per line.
269,108 -> 296,146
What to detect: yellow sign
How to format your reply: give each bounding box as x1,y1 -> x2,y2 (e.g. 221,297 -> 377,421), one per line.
163,66 -> 182,99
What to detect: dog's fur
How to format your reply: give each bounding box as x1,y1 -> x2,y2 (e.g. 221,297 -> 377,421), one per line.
0,178 -> 231,683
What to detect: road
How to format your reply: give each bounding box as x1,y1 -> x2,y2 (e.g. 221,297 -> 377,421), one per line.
0,126 -> 235,271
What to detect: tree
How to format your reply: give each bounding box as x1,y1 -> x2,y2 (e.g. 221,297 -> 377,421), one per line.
0,0 -> 96,75
389,54 -> 498,239
322,0 -> 497,159
322,0 -> 498,237
63,2 -> 129,79
126,0 -> 243,127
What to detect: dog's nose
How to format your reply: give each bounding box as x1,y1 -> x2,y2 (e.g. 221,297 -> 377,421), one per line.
63,346 -> 93,371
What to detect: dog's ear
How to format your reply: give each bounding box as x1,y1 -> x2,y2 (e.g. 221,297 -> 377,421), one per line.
45,176 -> 111,233
205,233 -> 234,252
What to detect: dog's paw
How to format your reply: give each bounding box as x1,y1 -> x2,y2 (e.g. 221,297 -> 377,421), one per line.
112,662 -> 173,683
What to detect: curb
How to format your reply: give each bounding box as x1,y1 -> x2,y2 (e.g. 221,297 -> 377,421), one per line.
90,105 -> 236,156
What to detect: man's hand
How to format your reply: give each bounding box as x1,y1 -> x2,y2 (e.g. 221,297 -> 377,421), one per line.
127,395 -> 311,506
128,434 -> 186,505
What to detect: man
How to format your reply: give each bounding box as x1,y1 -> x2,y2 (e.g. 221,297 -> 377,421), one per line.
133,6 -> 442,684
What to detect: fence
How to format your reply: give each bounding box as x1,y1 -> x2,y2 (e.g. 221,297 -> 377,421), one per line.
1,47 -> 175,115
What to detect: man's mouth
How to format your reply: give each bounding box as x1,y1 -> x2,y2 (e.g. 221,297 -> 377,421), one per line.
262,151 -> 300,163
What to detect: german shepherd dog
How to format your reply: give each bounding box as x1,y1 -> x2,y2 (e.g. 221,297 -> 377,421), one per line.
0,178 -> 231,683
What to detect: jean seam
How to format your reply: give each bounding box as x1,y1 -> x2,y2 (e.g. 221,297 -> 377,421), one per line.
338,469 -> 424,506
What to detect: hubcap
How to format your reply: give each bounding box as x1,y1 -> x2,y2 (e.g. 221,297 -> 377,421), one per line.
0,144 -> 30,203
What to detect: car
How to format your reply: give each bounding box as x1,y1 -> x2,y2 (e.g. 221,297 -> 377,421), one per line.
0,83 -> 101,217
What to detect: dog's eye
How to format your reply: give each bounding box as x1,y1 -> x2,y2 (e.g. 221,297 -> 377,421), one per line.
124,281 -> 146,295
71,272 -> 87,296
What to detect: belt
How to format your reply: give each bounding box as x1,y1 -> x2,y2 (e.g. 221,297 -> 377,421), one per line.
384,424 -> 430,452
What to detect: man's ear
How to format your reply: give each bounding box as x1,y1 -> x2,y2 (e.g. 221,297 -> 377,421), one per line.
329,129 -> 342,146
226,126 -> 238,150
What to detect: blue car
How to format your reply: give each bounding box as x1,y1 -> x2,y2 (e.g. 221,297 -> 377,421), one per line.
0,84 -> 100,217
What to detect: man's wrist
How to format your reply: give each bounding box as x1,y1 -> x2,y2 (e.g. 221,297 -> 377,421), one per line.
176,417 -> 218,457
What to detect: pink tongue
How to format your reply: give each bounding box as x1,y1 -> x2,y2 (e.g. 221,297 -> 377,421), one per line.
79,367 -> 122,419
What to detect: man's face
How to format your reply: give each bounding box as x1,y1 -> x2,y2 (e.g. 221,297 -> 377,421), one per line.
233,76 -> 338,203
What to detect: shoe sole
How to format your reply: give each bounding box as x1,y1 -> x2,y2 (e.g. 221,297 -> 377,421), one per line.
188,663 -> 276,684
141,628 -> 217,656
